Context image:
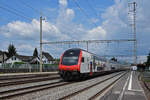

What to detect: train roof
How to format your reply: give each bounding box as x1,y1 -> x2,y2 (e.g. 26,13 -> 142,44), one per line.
64,48 -> 107,60
65,48 -> 81,51
64,48 -> 129,65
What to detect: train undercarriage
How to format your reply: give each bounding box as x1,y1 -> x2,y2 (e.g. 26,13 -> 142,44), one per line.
58,69 -> 125,81
59,70 -> 90,81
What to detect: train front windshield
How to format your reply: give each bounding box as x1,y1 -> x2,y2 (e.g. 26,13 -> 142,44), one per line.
61,49 -> 80,66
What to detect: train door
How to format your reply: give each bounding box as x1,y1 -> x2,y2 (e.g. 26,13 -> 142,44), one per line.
80,51 -> 89,73
92,56 -> 96,72
90,61 -> 93,75
90,56 -> 94,75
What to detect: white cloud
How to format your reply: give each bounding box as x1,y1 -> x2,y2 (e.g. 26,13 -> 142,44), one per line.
16,44 -> 36,56
137,56 -> 147,63
100,0 -> 150,62
0,0 -> 107,56
66,9 -> 74,19
117,55 -> 147,64
83,26 -> 106,40
101,1 -> 128,39
101,0 -> 150,39
0,19 -> 39,38
1,0 -> 150,63
59,0 -> 67,6
18,44 -> 34,51
0,18 -> 71,41
89,18 -> 99,23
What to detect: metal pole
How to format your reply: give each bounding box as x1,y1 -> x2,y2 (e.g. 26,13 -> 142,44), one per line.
133,2 -> 137,65
40,15 -> 42,72
2,51 -> 4,68
86,42 -> 88,51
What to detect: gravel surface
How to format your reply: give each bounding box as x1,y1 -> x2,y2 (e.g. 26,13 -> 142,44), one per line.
0,72 -> 58,77
68,73 -> 124,100
140,81 -> 150,100
98,72 -> 129,100
0,79 -> 62,93
0,75 -> 60,84
7,72 -> 124,100
140,71 -> 150,100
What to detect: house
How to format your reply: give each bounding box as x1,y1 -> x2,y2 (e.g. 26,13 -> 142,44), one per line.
2,51 -> 54,65
42,52 -> 54,64
0,51 -> 8,63
30,57 -> 40,64
5,55 -> 35,64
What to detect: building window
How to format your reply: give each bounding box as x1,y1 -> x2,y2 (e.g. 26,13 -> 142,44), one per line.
81,57 -> 84,63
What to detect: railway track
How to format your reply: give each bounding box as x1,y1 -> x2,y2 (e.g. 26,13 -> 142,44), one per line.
0,75 -> 60,87
59,71 -> 127,100
0,73 -> 59,87
143,81 -> 150,92
141,73 -> 150,95
0,80 -> 72,99
0,71 -> 127,100
0,72 -> 64,99
0,73 -> 58,80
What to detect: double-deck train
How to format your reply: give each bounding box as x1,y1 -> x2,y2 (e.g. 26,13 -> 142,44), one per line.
59,48 -> 128,81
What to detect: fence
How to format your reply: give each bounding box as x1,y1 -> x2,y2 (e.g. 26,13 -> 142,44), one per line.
0,63 -> 59,73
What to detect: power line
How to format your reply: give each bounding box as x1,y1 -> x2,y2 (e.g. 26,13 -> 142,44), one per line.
86,0 -> 99,19
19,0 -> 53,20
0,2 -> 33,21
100,55 -> 134,57
42,39 -> 135,44
73,0 -> 98,27
42,39 -> 135,52
0,5 -> 32,21
19,0 -> 41,14
1,3 -> 28,17
0,16 -> 10,22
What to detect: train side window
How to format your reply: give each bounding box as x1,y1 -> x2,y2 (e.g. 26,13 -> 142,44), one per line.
81,57 -> 84,63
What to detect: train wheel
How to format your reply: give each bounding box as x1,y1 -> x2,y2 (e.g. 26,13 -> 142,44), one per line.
68,72 -> 74,81
62,72 -> 67,81
74,75 -> 79,81
63,72 -> 71,81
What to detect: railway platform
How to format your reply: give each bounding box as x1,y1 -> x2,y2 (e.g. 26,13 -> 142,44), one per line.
100,71 -> 147,100
0,71 -> 58,77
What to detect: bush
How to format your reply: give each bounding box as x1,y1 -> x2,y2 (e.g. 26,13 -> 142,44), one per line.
14,62 -> 25,64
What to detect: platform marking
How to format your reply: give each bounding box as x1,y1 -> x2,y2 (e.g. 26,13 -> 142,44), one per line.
118,74 -> 130,100
129,89 -> 143,92
128,71 -> 133,90
128,71 -> 143,92
114,91 -> 136,95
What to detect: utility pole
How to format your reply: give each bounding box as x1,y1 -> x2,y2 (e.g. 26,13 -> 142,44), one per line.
86,42 -> 88,51
128,2 -> 137,65
133,2 -> 137,65
40,13 -> 45,72
2,51 -> 4,67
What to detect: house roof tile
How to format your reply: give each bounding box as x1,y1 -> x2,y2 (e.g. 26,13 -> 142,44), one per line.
42,52 -> 54,61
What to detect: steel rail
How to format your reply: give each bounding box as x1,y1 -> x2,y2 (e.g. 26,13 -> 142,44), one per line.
59,72 -> 127,100
0,81 -> 73,99
89,72 -> 127,100
0,73 -> 58,80
0,75 -> 60,87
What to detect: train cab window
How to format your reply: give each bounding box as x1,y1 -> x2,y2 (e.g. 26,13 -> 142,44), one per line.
81,57 -> 84,63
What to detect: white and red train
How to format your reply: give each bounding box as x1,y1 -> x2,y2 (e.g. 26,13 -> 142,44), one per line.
59,48 -> 128,81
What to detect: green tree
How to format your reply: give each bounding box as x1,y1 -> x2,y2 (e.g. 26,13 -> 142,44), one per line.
111,57 -> 117,62
33,48 -> 38,57
146,52 -> 150,66
8,44 -> 17,57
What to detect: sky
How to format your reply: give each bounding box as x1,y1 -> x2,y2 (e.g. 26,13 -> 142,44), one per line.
0,0 -> 149,63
